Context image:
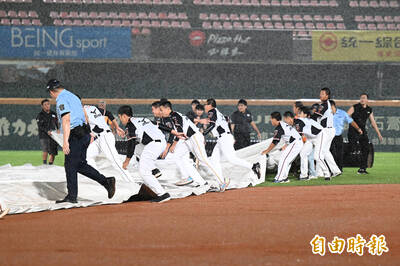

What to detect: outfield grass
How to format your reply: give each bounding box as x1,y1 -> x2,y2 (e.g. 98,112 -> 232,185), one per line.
0,151 -> 399,186
260,152 -> 400,186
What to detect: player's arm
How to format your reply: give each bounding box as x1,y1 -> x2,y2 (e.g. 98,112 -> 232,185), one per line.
250,121 -> 262,139
347,106 -> 355,116
262,128 -> 282,155
61,113 -> 71,155
369,112 -> 383,141
203,109 -> 217,136
123,123 -> 137,169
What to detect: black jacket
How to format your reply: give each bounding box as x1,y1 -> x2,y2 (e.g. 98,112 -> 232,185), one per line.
36,110 -> 58,139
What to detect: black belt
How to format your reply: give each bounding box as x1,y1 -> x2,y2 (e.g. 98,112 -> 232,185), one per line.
218,132 -> 231,138
154,139 -> 161,143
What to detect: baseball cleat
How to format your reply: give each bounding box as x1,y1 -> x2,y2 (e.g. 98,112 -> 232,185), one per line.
273,179 -> 290,183
309,176 -> 318,180
357,169 -> 368,174
298,176 -> 309,181
324,176 -> 331,181
152,168 -> 162,178
105,177 -> 116,199
332,172 -> 342,178
219,178 -> 230,192
151,193 -> 171,203
252,162 -> 261,179
0,207 -> 9,219
175,177 -> 194,186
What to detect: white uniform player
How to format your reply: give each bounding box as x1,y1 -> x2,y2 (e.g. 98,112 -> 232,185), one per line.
119,105 -> 173,202
262,112 -> 303,183
166,110 -> 212,187
204,100 -> 261,188
315,100 -> 341,179
84,105 -> 133,182
295,117 -> 323,179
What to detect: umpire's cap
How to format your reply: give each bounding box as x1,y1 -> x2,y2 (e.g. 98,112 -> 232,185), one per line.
46,79 -> 62,91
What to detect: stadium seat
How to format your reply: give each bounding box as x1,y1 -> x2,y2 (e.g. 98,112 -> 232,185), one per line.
243,21 -> 253,29
0,10 -> 6,17
303,15 -> 313,21
233,21 -> 243,29
377,23 -> 386,30
285,22 -> 294,29
355,15 -> 364,22
213,21 -> 223,29
230,13 -> 239,20
283,14 -> 292,21
8,11 -> 17,18
73,19 -> 82,26
370,0 -> 379,7
264,21 -> 273,28
260,0 -> 270,5
390,0 -> 399,7
295,22 -> 305,29
336,23 -> 345,29
272,14 -> 281,21
171,21 -> 181,27
254,21 -> 263,29
161,20 -> 170,27
11,19 -> 21,25
220,13 -> 229,20
349,0 -> 358,7
223,21 -> 233,29
1,18 -> 11,25
21,19 -> 31,25
334,15 -> 343,21
367,23 -> 377,30
250,14 -> 260,21
83,19 -> 92,26
357,23 -> 367,30
274,22 -> 284,29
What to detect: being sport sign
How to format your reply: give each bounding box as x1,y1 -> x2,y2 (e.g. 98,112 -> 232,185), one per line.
312,30 -> 400,62
0,26 -> 131,59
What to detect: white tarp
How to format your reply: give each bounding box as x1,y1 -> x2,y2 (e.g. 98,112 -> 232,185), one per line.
0,140 -> 282,215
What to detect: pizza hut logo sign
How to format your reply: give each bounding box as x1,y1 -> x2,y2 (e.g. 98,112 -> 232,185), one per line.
189,31 -> 206,47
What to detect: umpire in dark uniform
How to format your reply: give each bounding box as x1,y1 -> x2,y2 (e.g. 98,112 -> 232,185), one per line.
347,93 -> 383,174
231,99 -> 261,150
36,99 -> 59,165
47,79 -> 116,203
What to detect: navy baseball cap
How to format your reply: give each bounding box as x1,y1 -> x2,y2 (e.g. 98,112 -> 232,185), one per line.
46,79 -> 62,91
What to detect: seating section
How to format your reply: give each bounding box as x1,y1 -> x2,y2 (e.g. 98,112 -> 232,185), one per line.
355,15 -> 400,30
200,13 -> 345,31
0,0 -> 399,38
50,11 -> 190,29
349,0 -> 399,8
194,0 -> 338,6
42,0 -> 183,4
0,10 -> 41,25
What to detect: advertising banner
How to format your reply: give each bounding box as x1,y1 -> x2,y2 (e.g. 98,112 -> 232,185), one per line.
312,30 -> 400,61
0,26 -> 131,59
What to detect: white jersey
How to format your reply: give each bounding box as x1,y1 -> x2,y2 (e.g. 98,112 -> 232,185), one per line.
298,117 -> 323,138
128,117 -> 165,145
317,100 -> 334,128
207,108 -> 231,138
170,111 -> 199,138
272,121 -> 301,145
84,105 -> 110,132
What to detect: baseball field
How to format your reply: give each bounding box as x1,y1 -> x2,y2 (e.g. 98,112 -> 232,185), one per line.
0,151 -> 399,265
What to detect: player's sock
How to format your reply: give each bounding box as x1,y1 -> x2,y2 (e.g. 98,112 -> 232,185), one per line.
43,160 -> 47,164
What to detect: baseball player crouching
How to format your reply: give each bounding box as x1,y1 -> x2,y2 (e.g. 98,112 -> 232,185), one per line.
118,105 -> 184,203
159,101 -> 212,188
203,99 -> 261,187
83,104 -> 134,182
262,112 -> 303,183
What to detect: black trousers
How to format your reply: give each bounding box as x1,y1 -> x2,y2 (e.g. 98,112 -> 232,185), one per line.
330,135 -> 343,171
233,132 -> 251,150
348,127 -> 369,170
64,133 -> 107,199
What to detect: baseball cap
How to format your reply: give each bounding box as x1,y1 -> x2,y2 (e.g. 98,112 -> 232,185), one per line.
46,79 -> 62,91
